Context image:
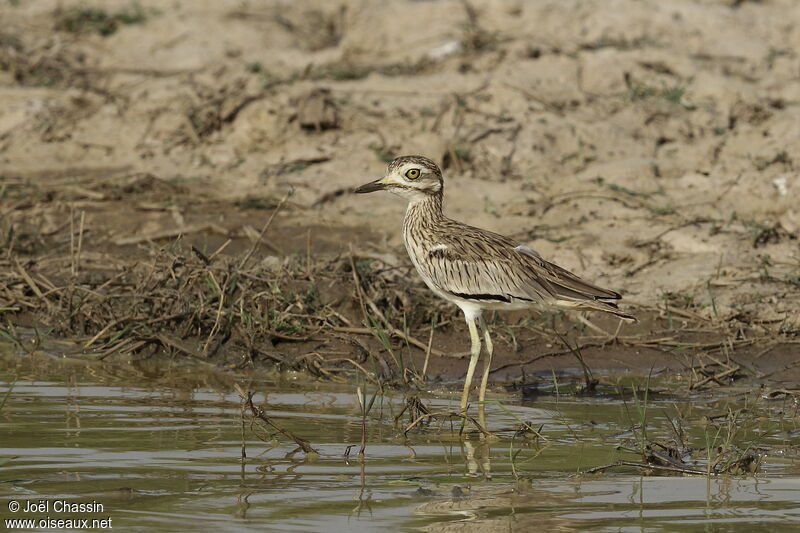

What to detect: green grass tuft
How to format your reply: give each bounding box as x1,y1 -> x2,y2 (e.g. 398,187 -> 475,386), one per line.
58,3 -> 150,36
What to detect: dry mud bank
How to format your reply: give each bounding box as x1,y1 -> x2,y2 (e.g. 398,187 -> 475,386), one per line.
1,0 -> 799,386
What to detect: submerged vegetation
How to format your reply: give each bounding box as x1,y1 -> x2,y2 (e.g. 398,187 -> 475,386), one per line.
3,360 -> 799,529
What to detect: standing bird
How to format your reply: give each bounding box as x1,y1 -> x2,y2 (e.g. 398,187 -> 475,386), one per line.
355,155 -> 634,419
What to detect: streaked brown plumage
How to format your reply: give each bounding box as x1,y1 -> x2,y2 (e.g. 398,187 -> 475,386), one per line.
356,155 -> 634,423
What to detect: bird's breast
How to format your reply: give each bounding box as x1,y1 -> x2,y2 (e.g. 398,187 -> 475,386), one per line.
402,226 -> 441,283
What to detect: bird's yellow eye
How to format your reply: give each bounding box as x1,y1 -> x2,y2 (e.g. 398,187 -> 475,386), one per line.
405,168 -> 420,180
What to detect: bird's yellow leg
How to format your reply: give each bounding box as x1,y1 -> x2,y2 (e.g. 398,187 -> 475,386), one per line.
460,317 -> 482,413
477,316 -> 494,428
463,440 -> 478,476
478,317 -> 494,404
462,440 -> 492,478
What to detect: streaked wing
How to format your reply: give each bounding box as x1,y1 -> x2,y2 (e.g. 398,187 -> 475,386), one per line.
421,224 -> 619,305
513,243 -> 621,302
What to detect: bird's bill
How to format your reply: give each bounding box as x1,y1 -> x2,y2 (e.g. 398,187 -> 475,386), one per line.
354,176 -> 392,194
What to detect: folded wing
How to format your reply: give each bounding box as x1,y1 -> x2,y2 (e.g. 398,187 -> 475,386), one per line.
420,226 -> 634,320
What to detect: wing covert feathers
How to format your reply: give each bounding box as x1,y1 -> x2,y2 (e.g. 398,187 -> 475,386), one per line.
405,216 -> 636,322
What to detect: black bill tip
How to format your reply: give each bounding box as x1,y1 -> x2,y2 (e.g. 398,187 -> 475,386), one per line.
354,178 -> 387,194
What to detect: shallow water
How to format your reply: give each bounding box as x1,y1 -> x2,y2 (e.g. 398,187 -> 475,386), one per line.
1,356 -> 799,532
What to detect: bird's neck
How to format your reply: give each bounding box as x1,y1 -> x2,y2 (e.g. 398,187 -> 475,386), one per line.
404,192 -> 444,228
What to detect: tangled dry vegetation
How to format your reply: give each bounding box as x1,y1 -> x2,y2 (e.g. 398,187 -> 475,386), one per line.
0,175 -> 461,382
0,172 -> 795,390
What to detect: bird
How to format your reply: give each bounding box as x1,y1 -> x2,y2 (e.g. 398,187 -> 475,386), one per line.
355,155 -> 634,422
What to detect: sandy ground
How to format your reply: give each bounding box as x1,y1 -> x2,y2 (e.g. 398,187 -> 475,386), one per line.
1,0 -> 799,382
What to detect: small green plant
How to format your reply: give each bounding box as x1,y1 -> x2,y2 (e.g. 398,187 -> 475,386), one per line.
606,182 -> 650,198
625,80 -> 694,109
620,376 -> 651,456
460,0 -> 500,52
0,326 -> 21,348
58,3 -> 150,36
483,196 -> 498,216
311,62 -> 370,81
246,62 -> 263,73
453,145 -> 471,162
368,143 -> 395,163
766,47 -> 791,68
627,82 -> 656,101
648,205 -> 676,216
268,308 -> 303,337
706,279 -> 719,319
283,162 -> 310,173
661,85 -> 686,105
368,316 -> 405,378
702,406 -> 763,476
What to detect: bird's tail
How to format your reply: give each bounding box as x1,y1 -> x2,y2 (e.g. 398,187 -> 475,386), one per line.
555,299 -> 637,322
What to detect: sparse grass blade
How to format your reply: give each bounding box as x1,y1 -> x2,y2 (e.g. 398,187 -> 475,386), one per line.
0,378 -> 15,413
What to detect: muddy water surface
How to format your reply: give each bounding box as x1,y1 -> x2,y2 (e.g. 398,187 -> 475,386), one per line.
1,355 -> 799,532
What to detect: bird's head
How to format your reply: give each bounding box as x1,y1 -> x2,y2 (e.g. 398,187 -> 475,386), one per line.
355,155 -> 443,201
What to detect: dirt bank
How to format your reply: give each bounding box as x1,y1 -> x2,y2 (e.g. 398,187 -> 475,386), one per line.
1,0 -> 798,386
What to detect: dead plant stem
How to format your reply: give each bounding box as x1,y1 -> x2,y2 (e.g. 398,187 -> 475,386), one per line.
234,384 -> 318,455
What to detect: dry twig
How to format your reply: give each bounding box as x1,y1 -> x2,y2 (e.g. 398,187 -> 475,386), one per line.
234,383 -> 318,455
